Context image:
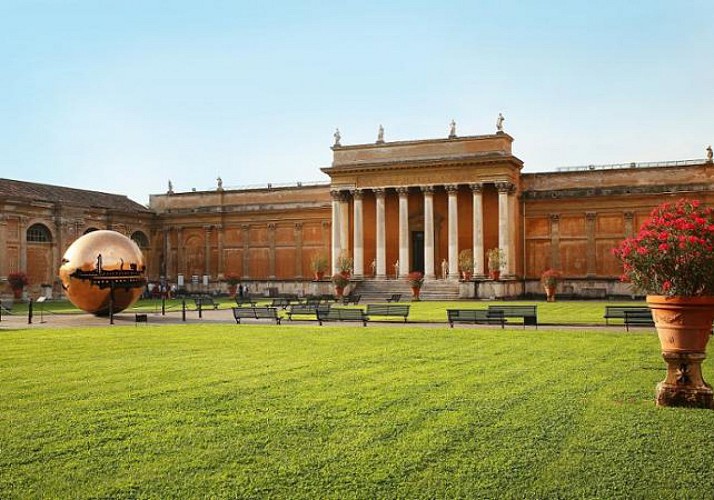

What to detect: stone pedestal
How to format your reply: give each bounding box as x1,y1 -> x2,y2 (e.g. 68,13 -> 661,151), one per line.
656,351 -> 713,409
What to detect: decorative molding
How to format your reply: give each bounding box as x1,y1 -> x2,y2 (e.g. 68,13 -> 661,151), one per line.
420,185 -> 435,195
470,183 -> 483,193
444,184 -> 459,193
395,186 -> 410,196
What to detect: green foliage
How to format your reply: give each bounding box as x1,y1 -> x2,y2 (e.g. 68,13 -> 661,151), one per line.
1,324 -> 713,498
458,249 -> 473,272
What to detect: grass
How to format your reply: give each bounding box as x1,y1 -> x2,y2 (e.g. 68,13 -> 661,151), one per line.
2,324 -> 714,498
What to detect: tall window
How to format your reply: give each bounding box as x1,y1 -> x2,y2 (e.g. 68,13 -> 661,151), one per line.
27,223 -> 52,243
131,231 -> 149,248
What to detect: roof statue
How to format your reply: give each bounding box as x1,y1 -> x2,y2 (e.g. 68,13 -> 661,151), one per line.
168,180 -> 174,194
448,120 -> 457,139
707,145 -> 713,162
333,128 -> 341,147
376,124 -> 385,144
217,176 -> 223,190
496,112 -> 505,132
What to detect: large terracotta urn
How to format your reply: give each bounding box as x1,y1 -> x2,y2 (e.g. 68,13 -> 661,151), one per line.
411,287 -> 421,300
544,286 -> 556,302
646,295 -> 714,409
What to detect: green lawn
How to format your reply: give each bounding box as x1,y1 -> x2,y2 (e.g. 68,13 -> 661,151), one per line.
2,324 -> 713,498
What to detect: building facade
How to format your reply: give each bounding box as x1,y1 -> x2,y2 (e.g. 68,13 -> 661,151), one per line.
3,130 -> 713,299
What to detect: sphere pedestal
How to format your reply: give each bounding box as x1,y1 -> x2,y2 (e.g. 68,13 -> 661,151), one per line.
656,352 -> 713,409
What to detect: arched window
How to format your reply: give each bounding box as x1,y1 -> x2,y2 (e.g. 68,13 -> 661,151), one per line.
131,231 -> 149,248
84,227 -> 99,234
27,223 -> 52,243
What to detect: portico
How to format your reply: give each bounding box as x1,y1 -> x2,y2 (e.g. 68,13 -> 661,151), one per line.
321,133 -> 523,283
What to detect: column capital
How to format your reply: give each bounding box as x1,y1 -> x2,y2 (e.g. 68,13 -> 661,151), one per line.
421,185 -> 435,194
330,189 -> 344,201
549,213 -> 560,222
624,211 -> 635,220
241,223 -> 250,231
585,211 -> 597,221
445,184 -> 459,194
470,183 -> 483,193
352,188 -> 364,200
395,186 -> 409,196
373,188 -> 386,198
322,220 -> 330,229
267,222 -> 277,231
294,222 -> 303,231
495,181 -> 514,193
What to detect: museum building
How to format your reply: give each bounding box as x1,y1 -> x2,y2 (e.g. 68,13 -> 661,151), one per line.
2,127 -> 713,299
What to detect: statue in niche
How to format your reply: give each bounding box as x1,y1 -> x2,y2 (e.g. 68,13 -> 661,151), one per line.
394,260 -> 399,279
496,112 -> 505,132
441,258 -> 448,279
370,259 -> 376,277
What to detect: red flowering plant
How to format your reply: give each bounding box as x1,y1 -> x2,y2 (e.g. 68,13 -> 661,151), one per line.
613,199 -> 714,297
540,269 -> 561,288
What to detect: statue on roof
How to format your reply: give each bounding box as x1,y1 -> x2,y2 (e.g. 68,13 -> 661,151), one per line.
448,120 -> 457,139
376,124 -> 384,144
707,145 -> 713,162
168,180 -> 174,194
496,112 -> 505,132
333,128 -> 341,147
217,176 -> 223,190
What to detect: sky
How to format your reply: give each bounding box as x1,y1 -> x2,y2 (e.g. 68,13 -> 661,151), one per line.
2,1 -> 713,205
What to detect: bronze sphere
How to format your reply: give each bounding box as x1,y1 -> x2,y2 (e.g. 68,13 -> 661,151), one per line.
59,230 -> 146,316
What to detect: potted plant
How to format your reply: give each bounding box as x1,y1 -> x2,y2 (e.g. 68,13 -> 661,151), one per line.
458,249 -> 473,280
614,198 -> 714,408
331,272 -> 350,297
7,272 -> 28,299
406,271 -> 424,300
310,252 -> 329,281
336,252 -> 353,277
487,248 -> 505,280
224,273 -> 240,296
540,269 -> 561,302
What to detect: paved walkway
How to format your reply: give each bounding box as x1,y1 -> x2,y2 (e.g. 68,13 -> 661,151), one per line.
0,306 -> 634,331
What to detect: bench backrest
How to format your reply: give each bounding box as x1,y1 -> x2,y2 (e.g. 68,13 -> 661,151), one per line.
488,305 -> 536,316
447,309 -> 495,319
605,306 -> 648,317
367,304 -> 410,316
318,307 -> 365,319
195,297 -> 216,305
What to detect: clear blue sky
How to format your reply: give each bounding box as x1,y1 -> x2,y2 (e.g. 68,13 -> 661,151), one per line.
2,1 -> 713,204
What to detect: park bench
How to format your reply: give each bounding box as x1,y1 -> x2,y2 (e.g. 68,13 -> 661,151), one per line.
487,305 -> 538,328
287,303 -> 331,321
386,294 -> 402,303
447,309 -> 505,328
341,292 -> 361,305
604,306 -> 649,326
316,307 -> 368,326
270,298 -> 292,309
194,297 -> 220,310
135,313 -> 148,325
366,304 -> 410,323
234,296 -> 257,307
624,309 -> 655,331
232,306 -> 282,325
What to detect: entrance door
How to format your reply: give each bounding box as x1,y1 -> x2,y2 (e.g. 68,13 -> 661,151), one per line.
411,231 -> 425,273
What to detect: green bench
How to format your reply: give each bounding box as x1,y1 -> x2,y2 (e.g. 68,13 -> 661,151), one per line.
447,309 -> 505,328
232,306 -> 281,325
366,304 -> 410,322
487,305 -> 538,328
317,307 -> 368,326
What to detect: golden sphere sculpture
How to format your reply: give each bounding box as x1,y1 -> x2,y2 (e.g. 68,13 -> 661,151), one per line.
59,230 -> 146,316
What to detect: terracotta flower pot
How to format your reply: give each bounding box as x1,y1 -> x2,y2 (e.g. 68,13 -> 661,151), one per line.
334,286 -> 344,297
314,271 -> 325,281
12,288 -> 23,299
646,295 -> 714,409
411,286 -> 420,300
544,285 -> 556,302
489,270 -> 500,281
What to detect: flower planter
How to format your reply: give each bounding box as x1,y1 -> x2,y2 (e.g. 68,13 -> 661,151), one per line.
411,286 -> 420,301
314,271 -> 325,281
544,285 -> 556,302
334,286 -> 345,298
12,288 -> 23,299
647,295 -> 714,409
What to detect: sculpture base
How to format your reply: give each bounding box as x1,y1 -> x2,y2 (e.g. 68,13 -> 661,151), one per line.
655,351 -> 713,409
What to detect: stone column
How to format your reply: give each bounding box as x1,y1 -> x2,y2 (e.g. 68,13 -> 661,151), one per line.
267,223 -> 276,279
330,190 -> 342,275
352,189 -> 364,278
294,222 -> 304,278
471,183 -> 484,277
397,187 -> 410,278
19,217 -> 27,273
241,224 -> 251,279
586,212 -> 597,277
175,227 -> 183,278
422,186 -> 435,280
624,211 -> 635,238
0,215 -> 6,277
549,214 -> 561,270
339,192 -> 350,260
204,225 -> 212,278
216,224 -> 224,278
374,189 -> 386,279
163,228 -> 171,279
496,182 -> 514,276
446,185 -> 459,280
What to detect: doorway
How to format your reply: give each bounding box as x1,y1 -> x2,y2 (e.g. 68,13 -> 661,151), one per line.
411,231 -> 424,273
